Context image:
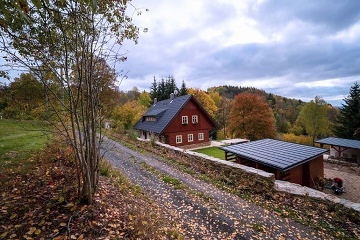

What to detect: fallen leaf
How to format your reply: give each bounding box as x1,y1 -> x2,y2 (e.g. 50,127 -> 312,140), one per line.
65,203 -> 74,208
27,227 -> 36,235
1,232 -> 8,239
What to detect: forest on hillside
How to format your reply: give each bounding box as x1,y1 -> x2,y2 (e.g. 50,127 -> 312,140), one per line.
1,74 -> 359,144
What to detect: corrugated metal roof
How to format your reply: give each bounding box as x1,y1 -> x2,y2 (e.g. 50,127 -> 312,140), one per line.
133,95 -> 192,134
315,137 -> 360,150
221,139 -> 327,171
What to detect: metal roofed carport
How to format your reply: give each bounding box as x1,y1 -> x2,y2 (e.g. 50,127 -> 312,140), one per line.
221,139 -> 327,172
315,137 -> 360,150
315,137 -> 360,164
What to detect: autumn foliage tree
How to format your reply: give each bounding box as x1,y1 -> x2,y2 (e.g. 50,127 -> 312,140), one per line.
187,88 -> 218,118
112,100 -> 146,132
0,0 -> 139,204
3,73 -> 45,119
296,96 -> 330,144
228,93 -> 276,140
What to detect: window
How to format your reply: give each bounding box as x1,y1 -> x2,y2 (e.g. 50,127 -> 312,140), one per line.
176,135 -> 182,144
188,134 -> 193,142
192,115 -> 198,124
198,133 -> 204,141
145,116 -> 156,121
182,116 -> 188,125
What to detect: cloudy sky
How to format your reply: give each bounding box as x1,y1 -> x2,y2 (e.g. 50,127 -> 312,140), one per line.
118,0 -> 360,106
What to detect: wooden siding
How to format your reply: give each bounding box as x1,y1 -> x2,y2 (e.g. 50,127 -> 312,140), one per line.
233,155 -> 324,187
163,98 -> 216,146
165,130 -> 210,147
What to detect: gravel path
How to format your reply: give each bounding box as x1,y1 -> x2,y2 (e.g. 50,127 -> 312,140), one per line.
102,137 -> 330,239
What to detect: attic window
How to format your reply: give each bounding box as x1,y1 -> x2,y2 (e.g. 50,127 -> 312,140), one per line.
182,116 -> 188,125
145,116 -> 156,121
192,115 -> 198,124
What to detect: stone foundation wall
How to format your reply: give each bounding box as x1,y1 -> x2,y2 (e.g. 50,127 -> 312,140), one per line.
181,141 -> 211,150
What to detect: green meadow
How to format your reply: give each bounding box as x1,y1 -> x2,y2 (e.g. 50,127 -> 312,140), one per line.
192,146 -> 226,160
0,119 -> 48,163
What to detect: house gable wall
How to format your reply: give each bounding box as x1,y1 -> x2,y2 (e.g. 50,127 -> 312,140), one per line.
163,98 -> 215,147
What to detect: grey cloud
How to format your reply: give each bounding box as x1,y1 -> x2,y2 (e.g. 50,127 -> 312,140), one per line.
248,0 -> 360,33
118,0 -> 360,106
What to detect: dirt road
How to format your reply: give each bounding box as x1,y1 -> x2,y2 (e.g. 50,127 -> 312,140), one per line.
102,137 -> 329,239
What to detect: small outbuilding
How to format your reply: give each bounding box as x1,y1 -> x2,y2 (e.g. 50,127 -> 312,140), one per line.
221,139 -> 327,187
315,137 -> 360,164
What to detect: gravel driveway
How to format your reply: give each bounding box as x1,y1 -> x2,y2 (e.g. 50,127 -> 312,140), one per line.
101,136 -> 330,239
324,162 -> 360,203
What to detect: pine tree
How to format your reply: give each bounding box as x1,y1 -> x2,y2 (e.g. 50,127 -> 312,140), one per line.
159,78 -> 166,100
149,77 -> 158,101
150,75 -> 182,101
168,75 -> 178,96
334,82 -> 360,139
179,80 -> 187,96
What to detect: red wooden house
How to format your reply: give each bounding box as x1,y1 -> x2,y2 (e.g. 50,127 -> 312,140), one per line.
133,94 -> 217,147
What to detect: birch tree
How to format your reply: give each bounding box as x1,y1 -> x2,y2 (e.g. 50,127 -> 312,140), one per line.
297,96 -> 330,145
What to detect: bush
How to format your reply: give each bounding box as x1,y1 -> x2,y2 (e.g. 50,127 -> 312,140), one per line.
126,129 -> 139,141
281,133 -> 313,146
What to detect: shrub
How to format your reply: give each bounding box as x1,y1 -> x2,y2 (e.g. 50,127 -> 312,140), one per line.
281,133 -> 313,146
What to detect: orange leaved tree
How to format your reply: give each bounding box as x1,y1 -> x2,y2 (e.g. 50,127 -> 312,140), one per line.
228,93 -> 277,140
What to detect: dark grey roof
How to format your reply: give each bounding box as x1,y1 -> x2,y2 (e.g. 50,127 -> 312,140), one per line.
315,137 -> 360,150
143,108 -> 167,116
133,95 -> 192,134
221,139 -> 327,171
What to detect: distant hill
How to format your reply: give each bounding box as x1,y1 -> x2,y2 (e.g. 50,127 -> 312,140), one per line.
208,85 -> 305,133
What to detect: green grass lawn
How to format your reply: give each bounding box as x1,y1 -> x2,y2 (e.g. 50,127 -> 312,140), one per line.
192,146 -> 226,160
0,119 -> 49,162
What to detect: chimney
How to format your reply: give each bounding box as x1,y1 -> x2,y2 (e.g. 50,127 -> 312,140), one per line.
154,98 -> 157,104
170,93 -> 174,100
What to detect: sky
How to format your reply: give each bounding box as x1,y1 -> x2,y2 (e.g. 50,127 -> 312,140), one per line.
118,0 -> 360,106
1,1 -> 360,107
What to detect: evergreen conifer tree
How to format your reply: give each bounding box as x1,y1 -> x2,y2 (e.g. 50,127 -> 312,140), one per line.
149,76 -> 158,101
179,80 -> 188,96
334,82 -> 360,139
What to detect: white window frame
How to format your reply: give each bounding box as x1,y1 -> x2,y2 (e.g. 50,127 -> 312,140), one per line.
198,133 -> 204,141
192,115 -> 198,124
188,134 -> 194,142
182,116 -> 188,125
176,135 -> 182,144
